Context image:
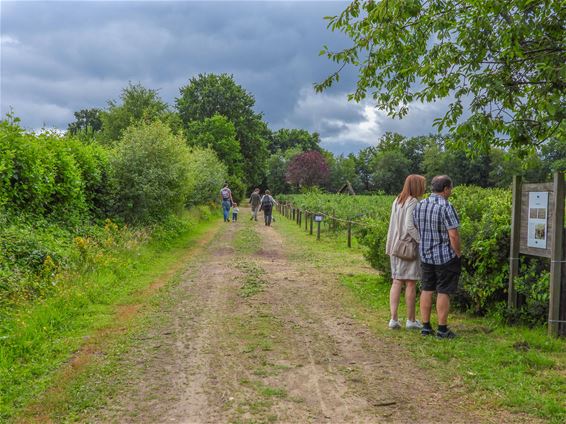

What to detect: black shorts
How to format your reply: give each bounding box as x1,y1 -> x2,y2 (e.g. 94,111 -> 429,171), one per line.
421,256 -> 461,294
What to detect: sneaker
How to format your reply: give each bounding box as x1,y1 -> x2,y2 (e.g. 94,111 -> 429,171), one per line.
406,319 -> 423,330
436,329 -> 457,339
388,319 -> 401,330
421,327 -> 435,336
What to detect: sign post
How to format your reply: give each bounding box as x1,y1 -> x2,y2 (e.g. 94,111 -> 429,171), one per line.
509,172 -> 565,337
314,214 -> 323,240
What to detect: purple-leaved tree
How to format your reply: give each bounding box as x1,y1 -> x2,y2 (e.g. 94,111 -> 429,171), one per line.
285,151 -> 330,189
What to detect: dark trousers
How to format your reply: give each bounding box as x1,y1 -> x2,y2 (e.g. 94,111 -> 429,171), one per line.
263,206 -> 272,226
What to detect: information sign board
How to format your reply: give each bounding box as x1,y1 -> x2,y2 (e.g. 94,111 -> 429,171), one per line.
527,192 -> 549,249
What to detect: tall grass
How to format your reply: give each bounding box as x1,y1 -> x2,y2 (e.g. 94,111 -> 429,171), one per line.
0,207 -> 217,421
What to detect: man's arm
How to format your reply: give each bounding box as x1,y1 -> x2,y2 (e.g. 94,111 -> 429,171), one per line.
448,228 -> 461,257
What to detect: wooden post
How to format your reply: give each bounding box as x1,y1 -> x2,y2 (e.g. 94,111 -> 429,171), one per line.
310,214 -> 313,235
549,172 -> 565,337
508,175 -> 522,309
347,221 -> 352,248
561,229 -> 566,336
317,220 -> 321,241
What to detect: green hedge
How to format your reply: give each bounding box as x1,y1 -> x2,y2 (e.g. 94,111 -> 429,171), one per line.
0,119 -> 110,222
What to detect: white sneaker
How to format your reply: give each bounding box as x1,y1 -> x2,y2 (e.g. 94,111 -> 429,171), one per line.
388,319 -> 401,330
406,319 -> 423,330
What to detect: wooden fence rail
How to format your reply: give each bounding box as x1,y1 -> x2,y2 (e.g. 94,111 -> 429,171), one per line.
276,202 -> 368,248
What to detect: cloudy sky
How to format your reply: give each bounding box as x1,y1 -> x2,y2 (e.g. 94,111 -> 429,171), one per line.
1,0 -> 446,154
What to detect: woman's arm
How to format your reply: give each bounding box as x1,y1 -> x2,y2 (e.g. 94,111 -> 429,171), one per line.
405,198 -> 420,242
385,200 -> 396,255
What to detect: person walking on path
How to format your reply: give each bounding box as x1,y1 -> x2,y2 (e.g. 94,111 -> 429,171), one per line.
249,188 -> 261,221
232,203 -> 239,222
385,175 -> 426,330
259,190 -> 278,226
220,183 -> 233,223
413,175 -> 462,339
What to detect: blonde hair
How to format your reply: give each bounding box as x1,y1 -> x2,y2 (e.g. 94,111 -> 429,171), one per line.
397,174 -> 426,206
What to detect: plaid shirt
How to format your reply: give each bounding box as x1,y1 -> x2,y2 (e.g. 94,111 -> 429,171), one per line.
413,194 -> 460,265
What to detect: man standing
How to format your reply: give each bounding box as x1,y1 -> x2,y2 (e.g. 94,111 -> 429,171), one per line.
220,183 -> 233,223
249,188 -> 261,221
413,175 -> 462,339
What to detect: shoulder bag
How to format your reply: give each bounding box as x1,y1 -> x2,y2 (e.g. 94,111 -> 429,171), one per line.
391,200 -> 418,260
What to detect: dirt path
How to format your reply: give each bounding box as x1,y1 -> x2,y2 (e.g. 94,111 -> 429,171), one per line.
85,215 -> 529,423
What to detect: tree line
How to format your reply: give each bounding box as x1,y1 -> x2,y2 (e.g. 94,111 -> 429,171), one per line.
67,73 -> 565,201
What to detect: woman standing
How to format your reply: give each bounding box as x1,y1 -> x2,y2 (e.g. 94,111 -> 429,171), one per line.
385,175 -> 426,330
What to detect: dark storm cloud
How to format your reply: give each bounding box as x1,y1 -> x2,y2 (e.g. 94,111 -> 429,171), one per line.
1,0 -> 444,154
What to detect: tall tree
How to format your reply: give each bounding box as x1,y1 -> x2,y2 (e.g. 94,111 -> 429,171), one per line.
175,73 -> 269,187
100,82 -> 169,144
67,108 -> 102,136
328,153 -> 363,193
317,0 -> 565,150
355,146 -> 378,192
186,114 -> 244,181
370,149 -> 411,194
265,147 -> 303,194
286,150 -> 330,189
269,128 -> 322,153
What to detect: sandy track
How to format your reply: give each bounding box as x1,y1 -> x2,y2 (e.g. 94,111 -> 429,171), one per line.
87,218 -> 534,424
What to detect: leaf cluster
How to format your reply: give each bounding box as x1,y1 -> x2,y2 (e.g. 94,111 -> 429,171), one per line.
317,0 -> 565,150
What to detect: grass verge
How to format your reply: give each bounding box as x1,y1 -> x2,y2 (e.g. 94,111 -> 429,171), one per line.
0,208 -> 219,422
274,209 -> 566,423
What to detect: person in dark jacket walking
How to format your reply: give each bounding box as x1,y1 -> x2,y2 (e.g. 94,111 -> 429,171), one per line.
249,188 -> 261,221
259,190 -> 278,226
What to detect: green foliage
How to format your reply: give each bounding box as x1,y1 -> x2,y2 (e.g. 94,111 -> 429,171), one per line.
0,119 -> 111,223
327,154 -> 363,193
100,82 -> 170,144
317,0 -> 565,150
184,147 -> 228,206
511,261 -> 550,326
67,108 -> 102,136
370,149 -> 411,194
265,148 -> 303,195
186,114 -> 244,181
268,128 -> 321,154
110,121 -> 192,223
280,193 -> 394,221
176,73 -> 269,188
450,186 -> 513,313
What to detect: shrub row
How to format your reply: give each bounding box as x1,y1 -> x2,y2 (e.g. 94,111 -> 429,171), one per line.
282,189 -> 549,325
0,119 -> 227,225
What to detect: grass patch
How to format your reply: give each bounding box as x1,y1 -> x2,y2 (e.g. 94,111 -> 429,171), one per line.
234,219 -> 261,254
234,259 -> 268,298
274,209 -> 566,423
1,208 -> 219,422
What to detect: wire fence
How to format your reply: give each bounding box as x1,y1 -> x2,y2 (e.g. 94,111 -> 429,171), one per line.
276,202 -> 370,247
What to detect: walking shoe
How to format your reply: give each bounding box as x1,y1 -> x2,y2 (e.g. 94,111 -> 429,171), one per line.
406,319 -> 423,330
421,327 -> 435,336
388,319 -> 401,330
436,329 -> 457,339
